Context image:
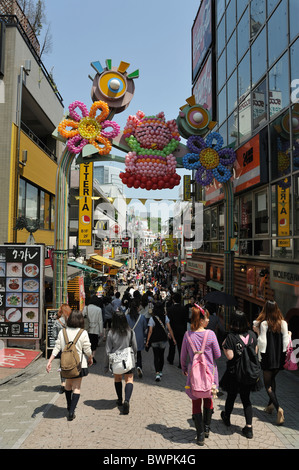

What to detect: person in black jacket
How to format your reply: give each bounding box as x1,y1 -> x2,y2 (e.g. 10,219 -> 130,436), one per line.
145,302 -> 176,382
166,292 -> 189,368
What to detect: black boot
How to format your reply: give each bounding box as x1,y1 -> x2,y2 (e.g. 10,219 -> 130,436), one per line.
203,408 -> 213,438
193,413 -> 205,446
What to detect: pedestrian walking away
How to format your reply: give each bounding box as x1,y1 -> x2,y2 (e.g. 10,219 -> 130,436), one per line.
51,303 -> 72,394
82,295 -> 103,364
105,311 -> 137,415
253,300 -> 291,426
220,310 -> 262,439
146,302 -> 176,382
46,309 -> 93,421
167,292 -> 188,368
126,298 -> 148,378
180,305 -> 221,446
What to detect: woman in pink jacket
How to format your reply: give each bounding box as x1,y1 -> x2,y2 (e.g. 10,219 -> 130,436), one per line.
181,305 -> 221,446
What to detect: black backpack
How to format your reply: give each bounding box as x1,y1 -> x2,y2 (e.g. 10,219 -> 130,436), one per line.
232,332 -> 261,385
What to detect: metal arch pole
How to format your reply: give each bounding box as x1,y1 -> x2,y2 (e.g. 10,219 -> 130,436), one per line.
53,147 -> 75,308
223,180 -> 234,331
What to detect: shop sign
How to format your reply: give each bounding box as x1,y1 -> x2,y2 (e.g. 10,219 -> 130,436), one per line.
277,186 -> 290,247
183,175 -> 191,201
0,245 -> 43,339
186,260 -> 206,277
234,134 -> 261,193
79,162 -> 93,246
270,264 -> 299,295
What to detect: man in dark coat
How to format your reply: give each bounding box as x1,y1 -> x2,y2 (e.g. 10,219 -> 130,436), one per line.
166,292 -> 188,367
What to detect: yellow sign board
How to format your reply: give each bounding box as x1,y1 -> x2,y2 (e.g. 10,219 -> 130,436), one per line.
78,163 -> 93,246
183,175 -> 191,201
277,185 -> 290,247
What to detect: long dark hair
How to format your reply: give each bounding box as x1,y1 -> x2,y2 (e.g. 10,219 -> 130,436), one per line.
111,311 -> 130,336
127,299 -> 140,322
152,302 -> 165,322
256,300 -> 283,333
67,309 -> 84,329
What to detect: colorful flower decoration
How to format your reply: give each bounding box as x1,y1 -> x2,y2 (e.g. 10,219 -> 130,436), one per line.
119,111 -> 181,190
182,132 -> 236,187
58,100 -> 120,155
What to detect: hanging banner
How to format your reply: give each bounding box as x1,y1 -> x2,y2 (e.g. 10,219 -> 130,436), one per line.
79,163 -> 93,246
277,185 -> 290,247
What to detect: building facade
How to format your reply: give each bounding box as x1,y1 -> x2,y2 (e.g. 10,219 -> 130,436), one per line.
189,0 -> 299,337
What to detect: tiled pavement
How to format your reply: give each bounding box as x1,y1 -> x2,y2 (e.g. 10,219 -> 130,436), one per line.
1,337 -> 299,451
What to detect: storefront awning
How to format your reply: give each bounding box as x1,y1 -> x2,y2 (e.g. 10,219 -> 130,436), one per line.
44,265 -> 82,282
67,260 -> 101,274
207,280 -> 224,291
89,255 -> 123,268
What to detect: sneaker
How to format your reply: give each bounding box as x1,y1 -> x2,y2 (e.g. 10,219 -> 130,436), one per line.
221,411 -> 231,427
159,372 -> 163,377
242,426 -> 253,439
123,400 -> 130,414
137,367 -> 143,378
155,373 -> 161,382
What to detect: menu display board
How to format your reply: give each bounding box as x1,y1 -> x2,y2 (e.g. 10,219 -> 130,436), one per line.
46,309 -> 59,357
0,245 -> 43,338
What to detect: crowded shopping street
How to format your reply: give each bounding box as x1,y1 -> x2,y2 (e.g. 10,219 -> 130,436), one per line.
1,259 -> 299,454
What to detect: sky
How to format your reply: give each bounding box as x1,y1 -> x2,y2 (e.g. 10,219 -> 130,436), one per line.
41,0 -> 200,217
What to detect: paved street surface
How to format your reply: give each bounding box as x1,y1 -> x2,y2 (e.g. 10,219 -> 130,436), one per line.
0,336 -> 299,453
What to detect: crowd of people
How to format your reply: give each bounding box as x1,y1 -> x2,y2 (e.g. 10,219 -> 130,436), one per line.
46,257 -> 295,446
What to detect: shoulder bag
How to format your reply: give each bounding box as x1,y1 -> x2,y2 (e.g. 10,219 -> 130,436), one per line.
109,330 -> 134,374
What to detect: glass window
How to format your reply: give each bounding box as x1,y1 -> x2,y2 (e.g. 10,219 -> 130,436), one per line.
203,209 -> 211,240
290,0 -> 299,42
268,0 -> 288,67
227,70 -> 237,115
240,193 -> 252,238
227,112 -> 238,147
217,16 -> 226,58
18,178 -> 26,218
219,204 -> 225,240
40,190 -> 45,229
226,0 -> 236,39
227,31 -> 237,77
250,0 -> 266,39
211,207 -> 218,239
237,7 -> 249,61
218,85 -> 227,124
237,0 -> 248,20
255,189 -> 269,235
25,183 -> 38,220
290,39 -> 299,102
218,120 -> 228,147
269,53 -> 289,119
267,0 -> 280,17
44,192 -> 51,230
238,51 -> 250,99
50,196 -> 55,231
253,79 -> 267,130
251,27 -> 266,87
254,239 -> 270,255
216,0 -> 226,24
217,50 -> 226,92
238,93 -> 251,143
270,113 -> 290,181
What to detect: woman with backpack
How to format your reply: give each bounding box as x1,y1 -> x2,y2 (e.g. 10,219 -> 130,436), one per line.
46,309 -> 93,421
105,311 -> 137,415
180,305 -> 221,446
253,300 -> 290,426
220,310 -> 262,439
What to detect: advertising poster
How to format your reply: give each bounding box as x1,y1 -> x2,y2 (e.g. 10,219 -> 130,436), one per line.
0,245 -> 43,339
192,53 -> 213,113
192,0 -> 212,82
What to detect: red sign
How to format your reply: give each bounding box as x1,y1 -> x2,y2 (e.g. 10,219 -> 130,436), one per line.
234,134 -> 261,193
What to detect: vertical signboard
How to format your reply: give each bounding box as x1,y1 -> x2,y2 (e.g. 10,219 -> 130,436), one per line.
0,245 -> 43,339
277,185 -> 290,247
79,162 -> 93,246
183,175 -> 192,201
192,0 -> 212,82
